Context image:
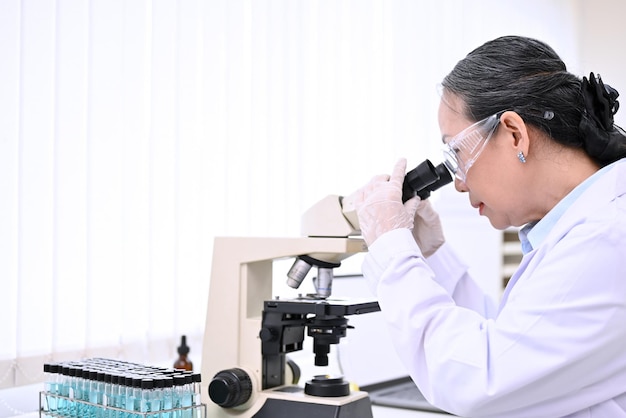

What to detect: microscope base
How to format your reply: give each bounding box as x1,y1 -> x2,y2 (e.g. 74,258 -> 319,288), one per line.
254,394 -> 374,418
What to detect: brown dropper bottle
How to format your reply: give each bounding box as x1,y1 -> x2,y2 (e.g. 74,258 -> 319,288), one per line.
173,335 -> 193,371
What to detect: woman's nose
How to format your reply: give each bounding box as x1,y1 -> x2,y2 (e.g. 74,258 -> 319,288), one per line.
454,176 -> 468,193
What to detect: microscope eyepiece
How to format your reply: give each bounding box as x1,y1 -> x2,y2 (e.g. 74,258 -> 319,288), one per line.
401,159 -> 453,202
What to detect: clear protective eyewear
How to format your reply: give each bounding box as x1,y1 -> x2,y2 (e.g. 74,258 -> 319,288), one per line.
442,112 -> 504,182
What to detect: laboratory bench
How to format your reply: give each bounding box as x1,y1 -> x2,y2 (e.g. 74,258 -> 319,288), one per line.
372,405 -> 449,417
16,407 -> 445,417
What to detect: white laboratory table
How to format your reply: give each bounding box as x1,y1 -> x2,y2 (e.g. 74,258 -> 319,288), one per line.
373,405 -> 448,417
18,408 -> 444,418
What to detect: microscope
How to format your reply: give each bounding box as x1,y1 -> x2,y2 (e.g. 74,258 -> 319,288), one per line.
200,159 -> 452,418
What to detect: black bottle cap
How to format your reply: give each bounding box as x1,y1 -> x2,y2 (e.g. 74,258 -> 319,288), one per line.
141,378 -> 154,390
154,377 -> 165,389
177,335 -> 190,355
173,374 -> 187,386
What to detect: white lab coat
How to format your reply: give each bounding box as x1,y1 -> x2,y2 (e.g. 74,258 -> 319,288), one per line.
362,158 -> 626,418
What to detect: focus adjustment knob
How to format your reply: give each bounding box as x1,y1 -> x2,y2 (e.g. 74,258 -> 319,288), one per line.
208,368 -> 253,408
259,327 -> 277,342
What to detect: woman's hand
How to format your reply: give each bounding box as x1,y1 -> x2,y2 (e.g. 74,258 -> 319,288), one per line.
353,159 -> 420,246
412,198 -> 445,257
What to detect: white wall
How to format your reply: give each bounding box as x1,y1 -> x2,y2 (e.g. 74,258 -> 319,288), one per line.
577,0 -> 626,128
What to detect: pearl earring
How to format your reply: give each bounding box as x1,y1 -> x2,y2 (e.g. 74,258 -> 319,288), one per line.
517,151 -> 526,163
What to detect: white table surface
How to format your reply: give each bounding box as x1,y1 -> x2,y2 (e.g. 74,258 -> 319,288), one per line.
373,405 -> 450,417
20,407 -> 445,417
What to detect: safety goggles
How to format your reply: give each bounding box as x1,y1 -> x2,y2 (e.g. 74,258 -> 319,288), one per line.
442,112 -> 503,182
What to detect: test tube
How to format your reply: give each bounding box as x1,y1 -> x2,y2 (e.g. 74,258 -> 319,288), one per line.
172,374 -> 187,418
110,374 -> 124,418
102,373 -> 113,418
162,376 -> 174,418
69,366 -> 81,418
181,373 -> 193,418
150,377 -> 165,416
87,370 -> 97,416
43,363 -> 59,413
76,368 -> 88,417
191,373 -> 201,406
137,378 -> 153,413
124,375 -> 135,415
90,370 -> 105,418
58,366 -> 71,416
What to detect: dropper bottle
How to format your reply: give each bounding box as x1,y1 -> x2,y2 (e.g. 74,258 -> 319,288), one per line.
173,335 -> 193,371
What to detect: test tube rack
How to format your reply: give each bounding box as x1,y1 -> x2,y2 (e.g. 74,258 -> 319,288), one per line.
39,390 -> 207,417
41,358 -> 206,418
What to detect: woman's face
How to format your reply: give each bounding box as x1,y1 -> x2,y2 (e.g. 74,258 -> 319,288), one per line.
438,95 -> 532,229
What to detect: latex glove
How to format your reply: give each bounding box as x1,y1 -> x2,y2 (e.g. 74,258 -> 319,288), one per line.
354,159 -> 420,246
412,198 -> 445,257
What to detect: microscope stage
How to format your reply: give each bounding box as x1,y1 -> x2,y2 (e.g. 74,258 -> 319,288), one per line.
264,297 -> 380,316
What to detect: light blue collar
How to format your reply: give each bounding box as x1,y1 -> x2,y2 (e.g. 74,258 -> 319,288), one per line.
519,163 -> 615,254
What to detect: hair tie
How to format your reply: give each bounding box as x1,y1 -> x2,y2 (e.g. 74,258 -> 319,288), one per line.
579,72 -> 626,162
581,72 -> 619,130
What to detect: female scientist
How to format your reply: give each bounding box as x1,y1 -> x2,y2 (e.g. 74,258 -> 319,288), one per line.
353,35 -> 626,417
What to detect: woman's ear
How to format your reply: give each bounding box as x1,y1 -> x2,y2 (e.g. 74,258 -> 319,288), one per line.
500,111 -> 530,155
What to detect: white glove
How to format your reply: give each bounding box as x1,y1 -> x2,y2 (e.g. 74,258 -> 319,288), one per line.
353,159 -> 420,246
412,198 -> 445,257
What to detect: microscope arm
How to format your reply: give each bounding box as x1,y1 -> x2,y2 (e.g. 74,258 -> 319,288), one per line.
300,195 -> 360,238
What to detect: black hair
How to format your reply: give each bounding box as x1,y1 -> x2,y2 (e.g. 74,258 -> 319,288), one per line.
441,35 -> 626,166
